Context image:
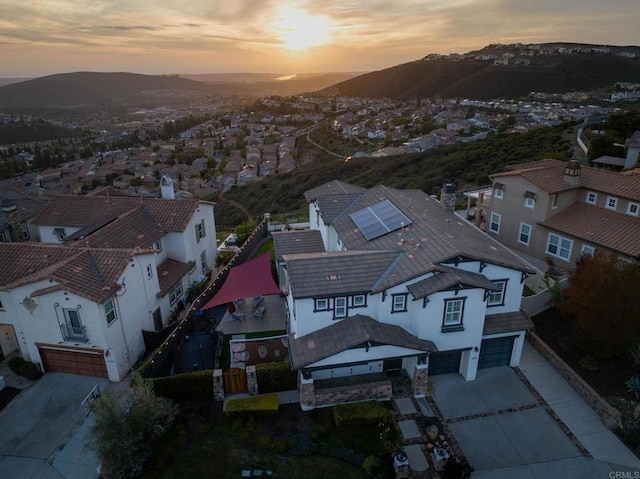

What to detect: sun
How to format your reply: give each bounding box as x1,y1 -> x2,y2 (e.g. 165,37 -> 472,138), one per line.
272,8 -> 331,51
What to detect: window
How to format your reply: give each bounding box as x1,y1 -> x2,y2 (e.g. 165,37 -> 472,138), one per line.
20,222 -> 30,240
104,298 -> 117,325
169,281 -> 183,305
551,194 -> 558,209
353,295 -> 366,307
200,250 -> 207,272
443,298 -> 465,327
494,188 -> 503,199
487,280 -> 507,307
518,223 -> 531,245
525,197 -> 535,209
334,297 -> 347,318
195,219 -> 206,243
391,294 -> 407,313
586,191 -> 597,205
0,297 -> 4,310
580,244 -> 595,257
0,232 -> 5,242
627,202 -> 639,217
489,212 -> 501,233
546,233 -> 573,261
314,298 -> 328,311
146,264 -> 153,279
606,196 -> 618,211
153,240 -> 162,252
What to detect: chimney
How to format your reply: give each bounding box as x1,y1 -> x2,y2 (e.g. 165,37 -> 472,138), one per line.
563,160 -> 581,186
2,199 -> 26,242
160,175 -> 175,199
440,183 -> 457,210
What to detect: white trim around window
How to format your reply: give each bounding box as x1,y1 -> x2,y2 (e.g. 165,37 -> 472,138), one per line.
525,197 -> 535,209
546,233 -> 573,261
489,212 -> 501,233
314,298 -> 329,311
442,297 -> 466,331
487,280 -> 508,307
334,297 -> 347,318
606,196 -> 618,211
627,202 -> 639,217
104,298 -> 117,325
391,294 -> 408,313
352,294 -> 366,307
586,191 -> 597,205
494,188 -> 504,199
518,222 -> 531,246
169,281 -> 183,305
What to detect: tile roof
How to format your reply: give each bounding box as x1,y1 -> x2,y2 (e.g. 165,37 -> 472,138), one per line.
483,311 -> 533,335
494,159 -> 640,199
288,314 -> 437,368
284,250 -> 401,298
540,202 -> 640,258
272,230 -> 326,262
303,179 -> 367,203
157,258 -> 196,298
65,207 -> 164,250
407,266 -> 499,299
32,195 -> 200,232
0,243 -> 145,304
326,184 -> 533,292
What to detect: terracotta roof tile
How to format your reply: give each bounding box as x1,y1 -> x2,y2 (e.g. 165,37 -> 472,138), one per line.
32,195 -> 199,231
157,258 -> 195,298
541,202 -> 640,257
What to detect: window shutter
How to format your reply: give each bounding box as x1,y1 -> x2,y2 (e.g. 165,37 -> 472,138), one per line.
195,223 -> 200,243
201,219 -> 206,238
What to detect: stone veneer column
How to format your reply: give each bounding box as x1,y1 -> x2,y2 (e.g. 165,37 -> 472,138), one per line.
299,373 -> 316,411
213,369 -> 224,401
412,363 -> 429,397
246,365 -> 258,395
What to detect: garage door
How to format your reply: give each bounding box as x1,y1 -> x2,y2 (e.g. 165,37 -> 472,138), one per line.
428,351 -> 462,376
478,336 -> 515,369
38,345 -> 108,378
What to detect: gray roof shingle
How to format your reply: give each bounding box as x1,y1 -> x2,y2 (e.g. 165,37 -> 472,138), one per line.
288,314 -> 437,368
483,311 -> 533,335
407,266 -> 499,299
272,230 -> 326,261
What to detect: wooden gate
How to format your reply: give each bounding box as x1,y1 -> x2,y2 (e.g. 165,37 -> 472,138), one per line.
223,367 -> 248,394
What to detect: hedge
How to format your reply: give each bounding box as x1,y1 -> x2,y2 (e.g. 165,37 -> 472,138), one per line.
225,393 -> 280,417
256,361 -> 297,393
151,369 -> 214,401
333,400 -> 393,429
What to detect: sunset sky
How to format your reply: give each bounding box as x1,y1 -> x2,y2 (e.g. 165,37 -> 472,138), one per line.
1,0 -> 638,78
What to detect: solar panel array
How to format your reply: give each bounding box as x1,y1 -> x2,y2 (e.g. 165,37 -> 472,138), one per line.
349,200 -> 412,241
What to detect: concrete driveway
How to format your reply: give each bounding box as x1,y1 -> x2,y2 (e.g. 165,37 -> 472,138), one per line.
0,373 -> 109,479
429,367 -> 639,478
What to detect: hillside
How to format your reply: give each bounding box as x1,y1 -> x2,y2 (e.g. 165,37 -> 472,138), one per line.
0,72 -> 213,110
215,123 -> 574,227
322,43 -> 640,100
0,120 -> 80,145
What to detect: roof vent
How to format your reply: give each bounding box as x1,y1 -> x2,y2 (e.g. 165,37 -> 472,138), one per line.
327,275 -> 341,280
307,339 -> 316,350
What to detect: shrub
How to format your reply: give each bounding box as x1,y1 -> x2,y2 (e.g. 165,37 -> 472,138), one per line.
362,455 -> 382,477
256,361 -> 297,393
151,370 -> 213,401
333,401 -> 393,429
579,355 -> 600,372
626,376 -> 640,399
7,356 -> 25,374
225,393 -> 280,417
90,376 -> 179,479
18,361 -> 42,380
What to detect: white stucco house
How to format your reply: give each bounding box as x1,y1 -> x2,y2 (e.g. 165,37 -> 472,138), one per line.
273,180 -> 535,410
0,194 -> 216,381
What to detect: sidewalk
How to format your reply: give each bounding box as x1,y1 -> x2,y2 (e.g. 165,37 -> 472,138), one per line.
519,340 -> 640,470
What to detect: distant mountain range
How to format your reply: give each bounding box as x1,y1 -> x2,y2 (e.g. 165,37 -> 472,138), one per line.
322,43 -> 640,100
0,43 -> 638,115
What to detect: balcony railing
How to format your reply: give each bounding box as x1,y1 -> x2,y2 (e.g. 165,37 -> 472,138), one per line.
60,323 -> 88,342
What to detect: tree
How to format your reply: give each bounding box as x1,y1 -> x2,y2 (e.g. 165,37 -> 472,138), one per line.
90,375 -> 179,479
557,250 -> 640,358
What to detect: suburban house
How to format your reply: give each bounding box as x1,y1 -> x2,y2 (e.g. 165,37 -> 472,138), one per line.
484,159 -> 640,270
272,180 -> 535,410
0,193 -> 216,381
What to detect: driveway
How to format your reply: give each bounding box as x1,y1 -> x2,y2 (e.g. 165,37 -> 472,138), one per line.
429,367 -> 639,478
0,372 -> 109,479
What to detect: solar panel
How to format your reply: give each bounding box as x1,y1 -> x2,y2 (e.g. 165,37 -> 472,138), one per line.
349,200 -> 412,240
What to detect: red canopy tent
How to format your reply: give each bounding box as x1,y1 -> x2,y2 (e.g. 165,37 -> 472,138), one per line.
199,252 -> 280,310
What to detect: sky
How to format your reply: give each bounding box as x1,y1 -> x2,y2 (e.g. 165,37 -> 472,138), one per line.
1,0 -> 638,78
